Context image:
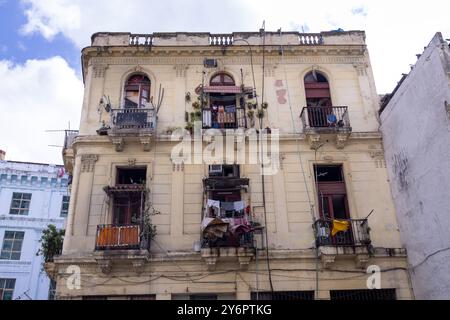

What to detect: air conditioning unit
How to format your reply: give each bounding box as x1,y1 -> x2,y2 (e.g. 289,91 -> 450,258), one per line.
204,58 -> 218,68
209,165 -> 223,174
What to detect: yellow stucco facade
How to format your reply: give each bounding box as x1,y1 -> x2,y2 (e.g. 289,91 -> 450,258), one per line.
53,31 -> 413,300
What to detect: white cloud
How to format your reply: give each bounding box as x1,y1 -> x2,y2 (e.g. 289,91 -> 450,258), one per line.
0,57 -> 83,164
18,1 -> 450,93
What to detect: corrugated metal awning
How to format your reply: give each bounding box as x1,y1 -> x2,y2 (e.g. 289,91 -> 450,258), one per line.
202,86 -> 242,93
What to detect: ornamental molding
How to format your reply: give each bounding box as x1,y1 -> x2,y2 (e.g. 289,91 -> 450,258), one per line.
88,55 -> 367,67
81,154 -> 98,172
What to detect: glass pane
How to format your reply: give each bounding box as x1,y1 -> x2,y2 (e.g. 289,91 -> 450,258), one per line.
14,232 -> 24,240
9,209 -> 19,215
2,240 -> 12,251
11,200 -> 21,208
0,279 -> 4,287
20,201 -> 30,209
5,279 -> 15,288
3,291 -> 13,300
332,195 -> 347,219
19,209 -> 29,215
4,232 -> 14,239
12,240 -> 23,251
12,193 -> 21,200
10,252 -> 20,260
22,194 -> 32,200
0,252 -> 11,260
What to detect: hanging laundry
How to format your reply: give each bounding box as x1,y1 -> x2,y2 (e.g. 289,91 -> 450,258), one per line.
233,201 -> 245,211
225,105 -> 236,113
203,109 -> 212,127
221,202 -> 235,211
331,219 -> 350,236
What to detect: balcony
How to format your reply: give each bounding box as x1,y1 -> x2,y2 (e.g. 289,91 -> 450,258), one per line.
300,106 -> 351,149
62,130 -> 78,176
95,224 -> 149,250
314,218 -> 372,269
107,108 -> 156,151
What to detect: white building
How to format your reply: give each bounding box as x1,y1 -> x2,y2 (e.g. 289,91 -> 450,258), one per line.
380,32 -> 450,299
0,154 -> 69,300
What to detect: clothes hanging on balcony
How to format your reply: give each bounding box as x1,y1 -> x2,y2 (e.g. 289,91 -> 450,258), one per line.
203,109 -> 212,127
206,199 -> 220,217
233,201 -> 245,211
331,219 -> 350,236
201,217 -> 229,240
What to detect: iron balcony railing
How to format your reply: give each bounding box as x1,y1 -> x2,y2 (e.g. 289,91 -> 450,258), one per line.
314,218 -> 371,247
201,230 -> 254,249
95,224 -> 149,251
63,130 -> 78,149
110,108 -> 156,131
300,106 -> 351,132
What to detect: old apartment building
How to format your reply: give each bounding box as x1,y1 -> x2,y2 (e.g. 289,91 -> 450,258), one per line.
380,32 -> 450,299
0,153 -> 69,300
53,30 -> 413,300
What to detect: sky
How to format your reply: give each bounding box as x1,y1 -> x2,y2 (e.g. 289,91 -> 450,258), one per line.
0,0 -> 449,164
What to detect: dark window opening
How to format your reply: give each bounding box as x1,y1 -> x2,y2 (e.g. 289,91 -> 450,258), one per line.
209,164 -> 240,178
124,74 -> 151,109
251,291 -> 314,301
314,165 -> 343,182
330,289 -> 397,301
116,167 -> 146,185
304,71 -> 332,128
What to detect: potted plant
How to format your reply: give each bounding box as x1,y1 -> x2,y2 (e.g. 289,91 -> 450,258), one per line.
261,102 -> 268,109
185,122 -> 194,134
192,101 -> 200,109
185,92 -> 191,103
37,224 -> 65,280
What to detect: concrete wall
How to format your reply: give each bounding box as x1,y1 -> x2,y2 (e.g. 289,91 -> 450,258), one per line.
380,32 -> 450,299
0,161 -> 68,300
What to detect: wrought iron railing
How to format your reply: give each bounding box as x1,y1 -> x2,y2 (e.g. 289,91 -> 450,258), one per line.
201,230 -> 254,249
95,224 -> 149,250
314,218 -> 371,247
110,108 -> 156,131
300,106 -> 351,132
63,130 -> 78,149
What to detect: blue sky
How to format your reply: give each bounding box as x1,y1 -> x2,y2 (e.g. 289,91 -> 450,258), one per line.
0,0 -> 449,164
0,0 -> 80,72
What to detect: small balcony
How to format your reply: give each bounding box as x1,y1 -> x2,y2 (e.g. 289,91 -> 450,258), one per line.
300,106 -> 351,149
95,224 -> 149,251
314,218 -> 372,269
109,108 -> 156,133
107,108 -> 156,151
62,130 -> 78,176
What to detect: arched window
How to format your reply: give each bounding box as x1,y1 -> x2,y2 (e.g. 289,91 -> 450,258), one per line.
203,73 -> 244,129
210,73 -> 235,86
304,71 -> 332,107
124,74 -> 151,108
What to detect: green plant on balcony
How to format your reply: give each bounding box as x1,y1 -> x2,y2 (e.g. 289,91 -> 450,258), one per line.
36,224 -> 65,263
131,189 -> 160,248
261,102 -> 269,109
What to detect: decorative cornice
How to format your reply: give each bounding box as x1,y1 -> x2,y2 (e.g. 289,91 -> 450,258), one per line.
81,154 -> 98,173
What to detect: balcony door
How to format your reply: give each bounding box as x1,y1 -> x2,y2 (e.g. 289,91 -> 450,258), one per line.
314,165 -> 353,245
304,71 -> 333,127
124,74 -> 151,109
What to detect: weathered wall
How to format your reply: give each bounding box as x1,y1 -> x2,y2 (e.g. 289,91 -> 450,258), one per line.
380,32 -> 450,299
